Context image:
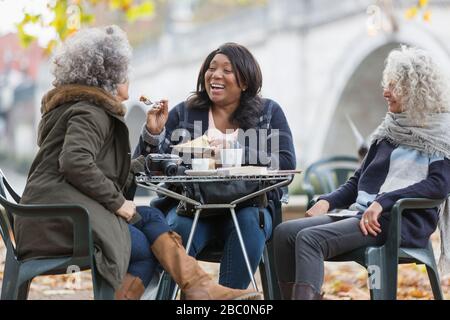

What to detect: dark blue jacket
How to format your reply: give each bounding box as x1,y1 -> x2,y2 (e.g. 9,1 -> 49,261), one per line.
320,139 -> 450,248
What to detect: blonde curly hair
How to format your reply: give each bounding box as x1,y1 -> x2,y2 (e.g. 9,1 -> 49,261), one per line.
382,45 -> 450,123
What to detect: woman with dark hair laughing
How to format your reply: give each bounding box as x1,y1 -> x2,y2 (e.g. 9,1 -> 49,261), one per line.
134,42 -> 296,290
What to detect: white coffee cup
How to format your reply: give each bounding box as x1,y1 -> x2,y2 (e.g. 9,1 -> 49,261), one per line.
191,158 -> 211,171
219,149 -> 243,168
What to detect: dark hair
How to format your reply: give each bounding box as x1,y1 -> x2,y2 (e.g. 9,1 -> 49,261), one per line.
187,42 -> 263,130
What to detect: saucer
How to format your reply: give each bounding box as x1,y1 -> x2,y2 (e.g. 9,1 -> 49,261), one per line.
185,169 -> 218,176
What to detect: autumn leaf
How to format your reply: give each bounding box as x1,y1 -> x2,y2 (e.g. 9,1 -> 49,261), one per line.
110,0 -> 133,11
109,0 -> 122,9
15,0 -> 156,54
15,22 -> 37,48
405,0 -> 432,22
44,39 -> 58,56
126,1 -> 154,22
418,0 -> 429,7
408,288 -> 429,298
405,6 -> 418,19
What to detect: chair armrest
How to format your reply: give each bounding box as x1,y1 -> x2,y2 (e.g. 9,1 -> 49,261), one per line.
2,178 -> 21,203
8,202 -> 92,258
307,197 -> 317,211
384,197 -> 446,259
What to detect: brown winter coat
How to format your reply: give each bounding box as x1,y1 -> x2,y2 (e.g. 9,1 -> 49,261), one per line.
15,84 -> 139,290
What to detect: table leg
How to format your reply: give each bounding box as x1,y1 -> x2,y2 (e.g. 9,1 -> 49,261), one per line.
229,207 -> 259,292
185,209 -> 202,255
171,208 -> 202,300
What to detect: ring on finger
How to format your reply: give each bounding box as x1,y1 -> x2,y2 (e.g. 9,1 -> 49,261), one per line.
364,219 -> 369,224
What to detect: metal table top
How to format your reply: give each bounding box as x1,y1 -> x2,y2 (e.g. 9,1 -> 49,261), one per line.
136,171 -> 298,184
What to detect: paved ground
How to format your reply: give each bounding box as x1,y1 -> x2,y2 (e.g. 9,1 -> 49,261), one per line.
0,243 -> 249,300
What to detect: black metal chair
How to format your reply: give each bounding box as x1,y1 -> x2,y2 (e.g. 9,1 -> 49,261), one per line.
0,169 -> 114,300
155,200 -> 283,300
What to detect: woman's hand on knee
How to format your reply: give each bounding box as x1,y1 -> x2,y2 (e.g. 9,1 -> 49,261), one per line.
360,201 -> 382,236
305,200 -> 330,217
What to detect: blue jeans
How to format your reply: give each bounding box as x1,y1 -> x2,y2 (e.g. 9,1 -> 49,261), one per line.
166,205 -> 272,289
128,206 -> 170,287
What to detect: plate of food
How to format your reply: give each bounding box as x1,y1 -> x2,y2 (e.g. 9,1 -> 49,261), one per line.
172,135 -> 213,153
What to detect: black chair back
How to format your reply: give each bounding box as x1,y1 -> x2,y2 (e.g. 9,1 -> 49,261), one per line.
0,169 -> 19,254
302,156 -> 359,206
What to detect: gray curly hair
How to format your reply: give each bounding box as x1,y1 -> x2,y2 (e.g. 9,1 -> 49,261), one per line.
52,25 -> 132,95
382,45 -> 450,123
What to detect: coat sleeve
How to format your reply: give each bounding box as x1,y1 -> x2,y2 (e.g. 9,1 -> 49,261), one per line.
318,168 -> 361,210
132,103 -> 181,158
123,155 -> 146,200
317,142 -> 377,211
58,106 -> 125,213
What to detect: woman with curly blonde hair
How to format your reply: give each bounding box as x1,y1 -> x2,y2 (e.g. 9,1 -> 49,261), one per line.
273,45 -> 450,300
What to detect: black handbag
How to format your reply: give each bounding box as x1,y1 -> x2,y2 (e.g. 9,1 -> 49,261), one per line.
176,180 -> 268,218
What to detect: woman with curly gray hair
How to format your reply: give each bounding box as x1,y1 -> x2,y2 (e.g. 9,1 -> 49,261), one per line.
273,45 -> 450,299
15,25 -> 259,300
52,25 -> 131,95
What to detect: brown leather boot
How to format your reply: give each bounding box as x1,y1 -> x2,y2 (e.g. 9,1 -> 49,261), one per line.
151,231 -> 262,300
115,273 -> 145,300
291,283 -> 324,300
278,281 -> 295,300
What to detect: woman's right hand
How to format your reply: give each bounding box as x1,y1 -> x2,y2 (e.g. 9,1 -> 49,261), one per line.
146,99 -> 169,135
116,200 -> 136,222
305,199 -> 330,217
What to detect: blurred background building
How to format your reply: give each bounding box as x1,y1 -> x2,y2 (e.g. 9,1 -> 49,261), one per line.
0,33 -> 44,170
2,0 -> 450,175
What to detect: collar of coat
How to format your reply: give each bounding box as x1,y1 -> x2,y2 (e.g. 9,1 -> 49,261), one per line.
41,84 -> 126,117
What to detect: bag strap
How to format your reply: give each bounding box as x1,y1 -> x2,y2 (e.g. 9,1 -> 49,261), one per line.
258,208 -> 265,229
178,102 -> 195,131
193,182 -> 204,204
177,102 -> 186,128
259,99 -> 274,130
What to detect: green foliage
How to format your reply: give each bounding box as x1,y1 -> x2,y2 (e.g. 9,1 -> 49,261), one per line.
125,1 -> 155,22
16,0 -> 156,53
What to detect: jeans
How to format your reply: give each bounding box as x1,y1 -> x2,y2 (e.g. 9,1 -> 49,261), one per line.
127,206 -> 171,287
166,205 -> 272,289
273,215 -> 388,293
